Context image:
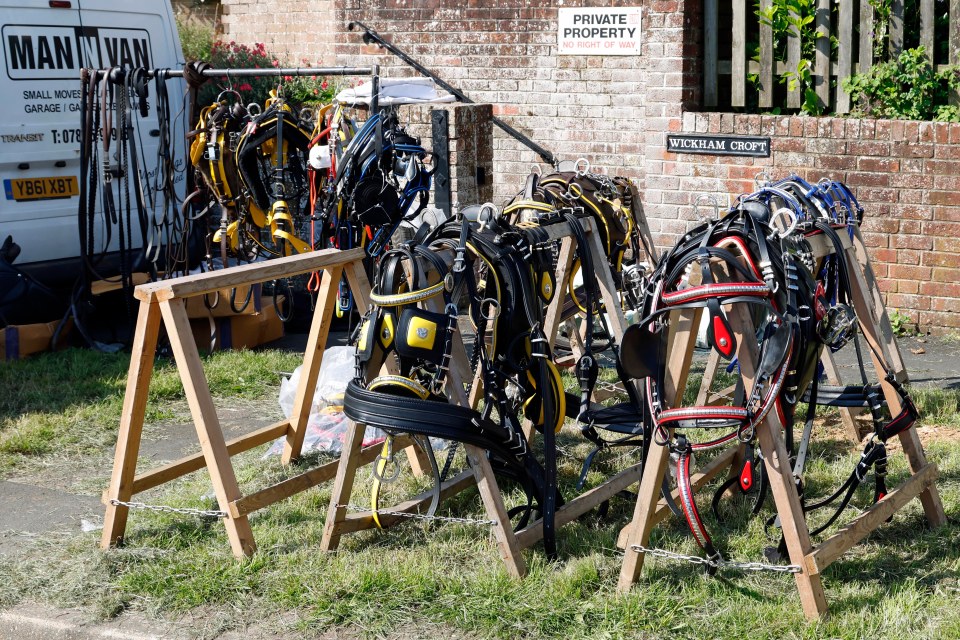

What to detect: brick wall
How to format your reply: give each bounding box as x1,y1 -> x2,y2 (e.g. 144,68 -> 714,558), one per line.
223,0 -> 649,202
172,0 -> 221,27
220,0 -> 960,332
645,114 -> 960,331
221,0 -> 337,65
403,104 -> 495,206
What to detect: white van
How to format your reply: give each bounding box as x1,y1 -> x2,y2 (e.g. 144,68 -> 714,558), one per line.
0,0 -> 186,285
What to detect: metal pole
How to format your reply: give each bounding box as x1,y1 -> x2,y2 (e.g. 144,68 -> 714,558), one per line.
348,21 -> 556,166
90,66 -> 375,81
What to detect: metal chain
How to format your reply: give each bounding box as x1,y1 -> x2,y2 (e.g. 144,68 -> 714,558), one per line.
337,503 -> 497,526
630,544 -> 801,574
110,499 -> 227,519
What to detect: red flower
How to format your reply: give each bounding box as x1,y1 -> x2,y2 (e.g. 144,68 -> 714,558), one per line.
272,59 -> 280,67
321,80 -> 328,89
238,83 -> 253,92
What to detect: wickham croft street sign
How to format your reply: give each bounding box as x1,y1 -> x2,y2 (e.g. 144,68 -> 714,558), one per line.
666,134 -> 771,157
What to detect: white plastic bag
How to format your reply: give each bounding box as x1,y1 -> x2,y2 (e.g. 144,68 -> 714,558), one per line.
266,346 -> 384,456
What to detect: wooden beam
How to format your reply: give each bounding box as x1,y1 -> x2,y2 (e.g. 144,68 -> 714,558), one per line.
819,350 -> 865,443
320,419 -> 367,551
516,462 -> 643,550
725,303 -> 828,619
91,272 -> 154,296
134,247 -> 366,301
617,308 -> 700,592
109,421 -> 290,498
805,462 -> 938,575
889,0 -> 904,58
159,298 -> 256,557
920,0 -> 935,64
952,0 -> 960,105
696,348 -> 722,406
333,469 -> 477,534
230,440 -> 395,517
859,0 -> 875,78
787,13 -> 801,108
616,446 -> 739,548
282,267 -> 343,464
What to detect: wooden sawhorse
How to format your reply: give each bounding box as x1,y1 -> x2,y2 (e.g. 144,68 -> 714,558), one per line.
101,247 -> 428,558
616,225 -> 946,619
319,216 -> 650,576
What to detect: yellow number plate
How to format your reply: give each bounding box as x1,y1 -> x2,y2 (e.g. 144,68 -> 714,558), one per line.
4,176 -> 79,201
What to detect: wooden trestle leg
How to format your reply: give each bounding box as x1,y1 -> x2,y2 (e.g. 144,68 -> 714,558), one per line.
101,299 -> 163,549
159,298 -> 256,557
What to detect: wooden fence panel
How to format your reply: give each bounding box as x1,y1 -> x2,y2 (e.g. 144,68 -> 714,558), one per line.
859,0 -> 874,74
732,0 -> 747,107
704,0 -> 718,107
787,20 -> 801,108
920,0 -> 935,63
814,0 -> 831,109
889,0 -> 904,57
704,0 -> 954,112
759,0 -> 774,108
836,0 -> 854,113
952,0 -> 959,105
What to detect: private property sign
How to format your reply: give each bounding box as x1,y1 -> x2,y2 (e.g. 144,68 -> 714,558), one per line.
557,8 -> 641,55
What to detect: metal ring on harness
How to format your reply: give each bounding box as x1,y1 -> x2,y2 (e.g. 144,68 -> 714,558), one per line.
769,207 -> 798,238
755,170 -> 771,187
529,163 -> 542,177
372,445 -> 402,483
246,102 -> 262,117
216,89 -> 243,105
421,207 -> 444,230
476,203 -> 497,230
299,106 -> 314,125
480,298 -> 501,321
575,157 -> 590,176
564,181 -> 584,201
694,194 -> 720,223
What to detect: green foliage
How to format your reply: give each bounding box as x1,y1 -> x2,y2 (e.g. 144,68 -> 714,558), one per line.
198,41 -> 277,107
198,42 -> 335,110
175,17 -> 214,63
888,309 -> 920,336
756,0 -> 817,60
869,0 -> 894,59
785,58 -> 824,116
843,47 -> 960,122
755,0 -> 828,115
277,71 -> 336,107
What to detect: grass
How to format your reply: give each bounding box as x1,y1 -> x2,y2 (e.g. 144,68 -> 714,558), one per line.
0,347 -> 302,474
1,347 -> 959,639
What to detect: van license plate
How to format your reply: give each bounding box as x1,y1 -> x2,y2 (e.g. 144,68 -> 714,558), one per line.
4,176 -> 79,201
